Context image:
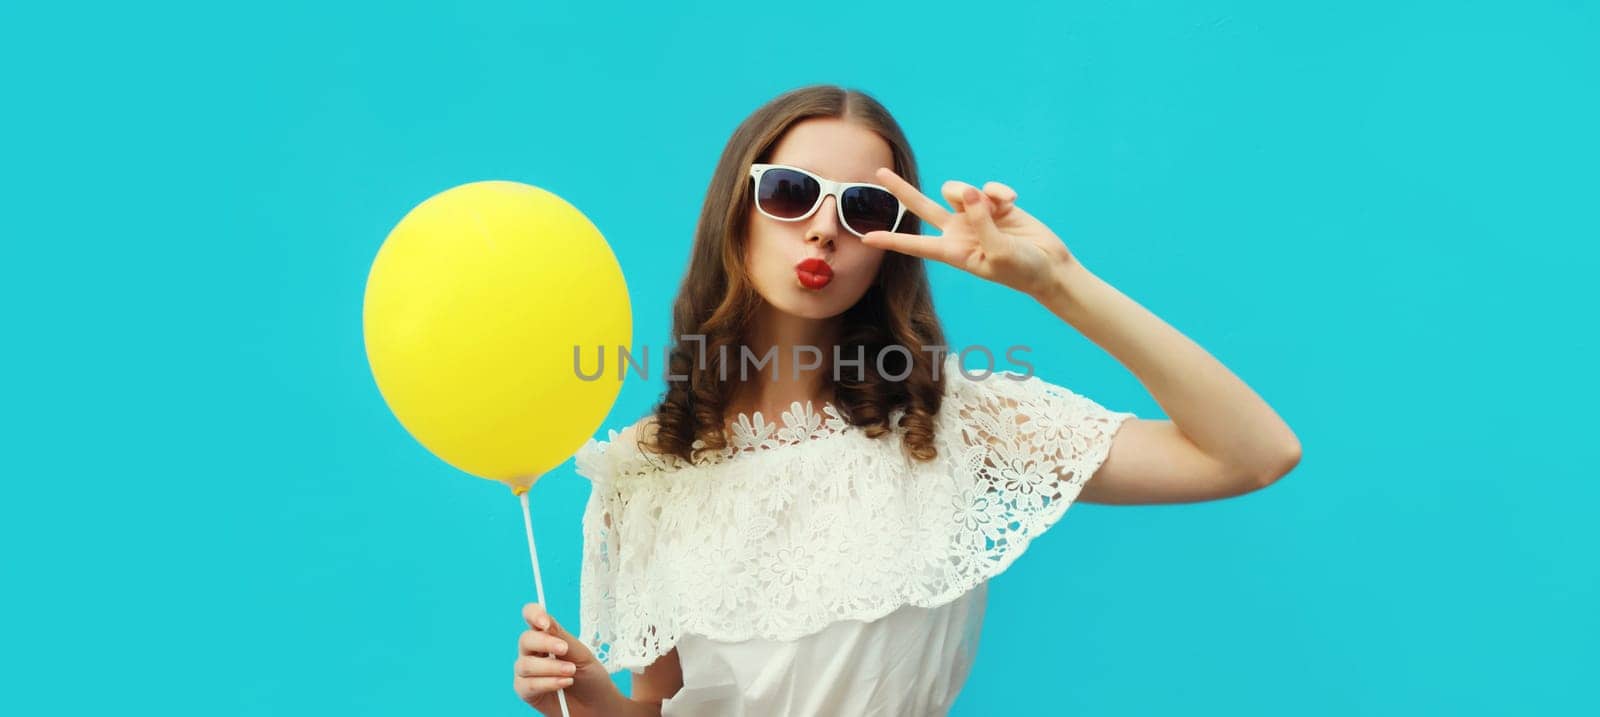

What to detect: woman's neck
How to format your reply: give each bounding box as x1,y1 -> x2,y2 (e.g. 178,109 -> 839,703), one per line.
726,304 -> 840,420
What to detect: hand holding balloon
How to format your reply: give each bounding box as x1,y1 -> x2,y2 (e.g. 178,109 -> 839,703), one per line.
515,603 -> 617,716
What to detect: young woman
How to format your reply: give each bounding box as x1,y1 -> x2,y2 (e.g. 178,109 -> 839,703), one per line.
512,85 -> 1301,716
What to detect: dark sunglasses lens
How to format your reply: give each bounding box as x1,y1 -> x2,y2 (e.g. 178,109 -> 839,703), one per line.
841,186 -> 901,234
756,168 -> 820,219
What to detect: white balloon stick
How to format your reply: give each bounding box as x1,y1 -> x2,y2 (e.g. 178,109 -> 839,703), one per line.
521,490 -> 572,717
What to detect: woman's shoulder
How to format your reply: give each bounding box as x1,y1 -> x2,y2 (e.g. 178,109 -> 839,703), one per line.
574,413 -> 687,484
611,414 -> 659,452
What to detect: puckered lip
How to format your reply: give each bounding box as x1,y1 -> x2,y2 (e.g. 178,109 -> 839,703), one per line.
794,257 -> 832,276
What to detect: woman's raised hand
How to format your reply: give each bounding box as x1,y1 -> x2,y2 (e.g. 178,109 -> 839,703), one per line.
862,167 -> 1078,301
514,602 -> 616,715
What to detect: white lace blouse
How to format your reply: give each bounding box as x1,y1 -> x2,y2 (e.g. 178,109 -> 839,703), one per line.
572,354 -> 1136,716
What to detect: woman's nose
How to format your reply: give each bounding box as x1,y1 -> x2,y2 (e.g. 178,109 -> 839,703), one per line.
806,195 -> 839,246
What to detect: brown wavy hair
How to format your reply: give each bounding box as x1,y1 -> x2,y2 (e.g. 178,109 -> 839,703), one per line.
641,84 -> 949,465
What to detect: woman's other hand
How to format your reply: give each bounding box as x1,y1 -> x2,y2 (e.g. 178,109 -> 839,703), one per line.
862,167 -> 1078,302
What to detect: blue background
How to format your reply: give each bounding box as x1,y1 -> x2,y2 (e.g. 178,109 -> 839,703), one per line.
3,1 -> 1594,714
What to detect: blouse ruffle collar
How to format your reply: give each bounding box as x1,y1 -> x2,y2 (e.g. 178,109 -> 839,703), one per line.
572,355 -> 1134,673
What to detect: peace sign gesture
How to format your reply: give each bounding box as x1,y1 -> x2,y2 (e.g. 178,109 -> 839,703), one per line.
862,167 -> 1078,301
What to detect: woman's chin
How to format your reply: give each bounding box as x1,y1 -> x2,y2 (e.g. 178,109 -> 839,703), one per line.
770,289 -> 855,320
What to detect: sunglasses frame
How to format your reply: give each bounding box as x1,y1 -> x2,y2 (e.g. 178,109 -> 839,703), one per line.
748,163 -> 908,237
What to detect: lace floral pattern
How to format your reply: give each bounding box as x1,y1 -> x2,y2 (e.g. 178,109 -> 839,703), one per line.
716,400 -> 851,455
572,354 -> 1136,674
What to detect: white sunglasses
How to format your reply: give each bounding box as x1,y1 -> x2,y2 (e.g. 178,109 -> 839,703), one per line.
748,163 -> 908,237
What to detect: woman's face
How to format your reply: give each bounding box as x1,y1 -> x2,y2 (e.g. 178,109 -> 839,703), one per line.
744,117 -> 892,320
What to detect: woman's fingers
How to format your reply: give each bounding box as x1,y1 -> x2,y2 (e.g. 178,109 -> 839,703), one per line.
519,629 -> 569,657
860,230 -> 962,265
520,602 -> 597,666
515,655 -> 578,679
983,181 -> 1017,204
941,180 -> 976,212
513,675 -> 575,698
513,604 -> 590,708
983,181 -> 1017,217
523,602 -> 574,639
943,179 -> 1016,218
522,602 -> 551,630
960,186 -> 1005,251
863,169 -> 1021,263
875,167 -> 951,231
874,167 -> 1019,230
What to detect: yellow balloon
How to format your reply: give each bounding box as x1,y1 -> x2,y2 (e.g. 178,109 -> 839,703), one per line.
363,181 -> 631,494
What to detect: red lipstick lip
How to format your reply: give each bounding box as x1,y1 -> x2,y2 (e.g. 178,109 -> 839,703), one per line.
795,258 -> 833,289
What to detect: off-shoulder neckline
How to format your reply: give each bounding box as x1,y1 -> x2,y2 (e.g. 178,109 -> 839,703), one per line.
716,400 -> 855,454
590,354 -> 986,473
583,399 -> 866,476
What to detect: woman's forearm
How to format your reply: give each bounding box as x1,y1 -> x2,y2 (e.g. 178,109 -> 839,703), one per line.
1034,260 -> 1301,481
